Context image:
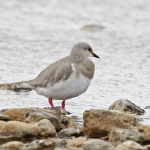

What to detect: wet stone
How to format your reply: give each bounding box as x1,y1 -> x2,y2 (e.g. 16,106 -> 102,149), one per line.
25,110 -> 62,131
109,99 -> 145,115
44,106 -> 67,114
35,119 -> 56,137
109,128 -> 150,145
0,136 -> 21,145
54,138 -> 69,148
61,116 -> 78,129
66,137 -> 87,147
1,141 -> 24,150
62,147 -> 84,150
115,140 -> 147,150
38,138 -> 55,148
24,142 -> 40,150
81,139 -> 115,150
58,128 -> 82,138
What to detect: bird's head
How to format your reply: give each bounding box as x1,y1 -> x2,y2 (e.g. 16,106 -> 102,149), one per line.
70,42 -> 99,61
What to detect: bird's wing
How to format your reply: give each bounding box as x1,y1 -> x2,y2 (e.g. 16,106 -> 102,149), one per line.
27,60 -> 73,87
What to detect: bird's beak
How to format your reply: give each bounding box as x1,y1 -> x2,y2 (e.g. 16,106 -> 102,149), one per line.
92,52 -> 99,58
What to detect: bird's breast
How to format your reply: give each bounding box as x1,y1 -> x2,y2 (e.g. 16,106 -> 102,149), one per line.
74,59 -> 95,79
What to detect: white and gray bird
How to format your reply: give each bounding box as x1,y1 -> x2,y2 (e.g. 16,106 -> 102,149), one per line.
0,42 -> 99,108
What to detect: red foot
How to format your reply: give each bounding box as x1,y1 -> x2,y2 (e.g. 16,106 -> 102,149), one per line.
48,98 -> 54,107
62,100 -> 65,108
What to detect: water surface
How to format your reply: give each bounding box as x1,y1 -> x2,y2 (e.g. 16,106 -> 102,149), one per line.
0,0 -> 150,125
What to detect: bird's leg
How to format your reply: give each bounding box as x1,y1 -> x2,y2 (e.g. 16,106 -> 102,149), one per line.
62,100 -> 65,108
48,97 -> 54,107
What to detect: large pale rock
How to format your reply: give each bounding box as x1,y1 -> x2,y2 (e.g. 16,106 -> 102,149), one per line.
109,99 -> 145,115
35,119 -> 56,137
109,128 -> 150,145
0,121 -> 38,138
66,137 -> 87,147
25,110 -> 62,131
1,141 -> 24,150
58,128 -> 82,138
83,109 -> 137,137
82,139 -> 115,150
2,108 -> 37,121
115,140 -> 147,150
61,116 -> 78,129
2,107 -> 61,122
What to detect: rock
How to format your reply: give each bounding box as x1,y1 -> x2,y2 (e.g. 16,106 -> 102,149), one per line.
24,143 -> 40,150
0,115 -> 9,121
43,106 -> 69,120
115,140 -> 147,150
62,147 -> 84,150
83,109 -> 137,137
44,106 -> 67,114
38,138 -> 55,148
2,108 -> 36,122
0,121 -> 38,138
145,106 -> 150,109
109,99 -> 145,115
25,110 -> 62,131
66,137 -> 87,147
58,128 -> 82,138
81,24 -> 104,31
82,139 -> 115,150
146,145 -> 150,150
2,107 -> 61,122
138,124 -> 150,137
0,136 -> 21,145
1,141 -> 24,150
22,140 -> 42,150
35,119 -> 56,137
54,139 -> 69,148
0,109 -> 8,115
109,128 -> 150,145
61,116 -> 78,129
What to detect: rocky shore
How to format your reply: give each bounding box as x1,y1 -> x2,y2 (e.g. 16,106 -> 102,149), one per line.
0,99 -> 150,150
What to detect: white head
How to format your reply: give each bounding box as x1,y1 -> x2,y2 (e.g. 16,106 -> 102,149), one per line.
70,42 -> 99,61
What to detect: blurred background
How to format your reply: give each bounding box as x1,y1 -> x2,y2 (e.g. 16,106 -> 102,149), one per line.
0,0 -> 150,125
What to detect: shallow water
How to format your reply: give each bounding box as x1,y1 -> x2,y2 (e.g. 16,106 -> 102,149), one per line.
0,0 -> 150,125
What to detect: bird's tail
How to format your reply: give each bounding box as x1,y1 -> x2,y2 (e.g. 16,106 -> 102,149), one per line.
0,81 -> 33,91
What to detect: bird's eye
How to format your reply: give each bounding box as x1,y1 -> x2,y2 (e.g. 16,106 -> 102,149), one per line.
88,48 -> 91,51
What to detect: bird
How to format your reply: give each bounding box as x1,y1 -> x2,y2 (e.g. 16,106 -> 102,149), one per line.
0,42 -> 99,108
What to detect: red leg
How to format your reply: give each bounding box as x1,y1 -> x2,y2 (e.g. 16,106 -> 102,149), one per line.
62,100 -> 65,108
48,97 -> 54,107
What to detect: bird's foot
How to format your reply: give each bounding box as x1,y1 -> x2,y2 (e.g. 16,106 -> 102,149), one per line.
48,97 -> 54,107
62,100 -> 65,108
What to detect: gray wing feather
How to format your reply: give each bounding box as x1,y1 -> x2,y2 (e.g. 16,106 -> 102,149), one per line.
27,60 -> 72,87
